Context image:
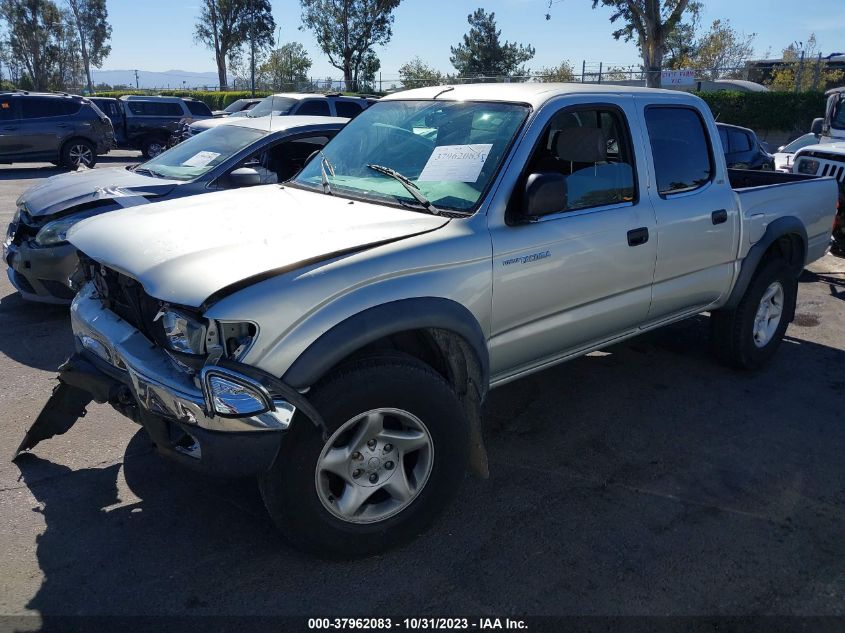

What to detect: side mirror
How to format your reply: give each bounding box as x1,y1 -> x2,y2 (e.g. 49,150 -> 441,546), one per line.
228,167 -> 261,187
810,117 -> 824,135
522,173 -> 567,219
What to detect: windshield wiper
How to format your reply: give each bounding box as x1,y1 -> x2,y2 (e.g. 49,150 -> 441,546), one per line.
366,164 -> 439,215
319,152 -> 335,195
133,167 -> 162,178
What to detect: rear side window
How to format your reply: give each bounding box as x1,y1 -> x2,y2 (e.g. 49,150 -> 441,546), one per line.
21,97 -> 80,119
645,107 -> 713,195
126,100 -> 184,116
184,100 -> 212,116
334,100 -> 364,118
95,100 -> 121,117
728,129 -> 752,153
296,100 -> 331,116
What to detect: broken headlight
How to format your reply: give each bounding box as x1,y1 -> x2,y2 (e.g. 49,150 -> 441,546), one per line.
217,322 -> 258,360
157,308 -> 207,355
34,209 -> 107,247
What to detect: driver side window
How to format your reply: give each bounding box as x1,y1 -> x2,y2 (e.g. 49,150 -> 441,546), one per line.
522,106 -> 637,213
221,135 -> 334,188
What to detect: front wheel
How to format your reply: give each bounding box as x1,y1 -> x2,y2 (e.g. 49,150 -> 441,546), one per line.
259,355 -> 470,558
710,257 -> 797,369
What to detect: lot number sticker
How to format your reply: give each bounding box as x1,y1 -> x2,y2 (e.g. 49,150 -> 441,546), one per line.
182,151 -> 221,167
418,144 -> 492,182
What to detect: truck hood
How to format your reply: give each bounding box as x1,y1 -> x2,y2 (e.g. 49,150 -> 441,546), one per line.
18,167 -> 180,219
67,185 -> 450,307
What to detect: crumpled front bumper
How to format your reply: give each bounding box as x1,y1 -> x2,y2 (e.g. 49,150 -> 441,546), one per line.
5,240 -> 80,304
18,284 -> 303,476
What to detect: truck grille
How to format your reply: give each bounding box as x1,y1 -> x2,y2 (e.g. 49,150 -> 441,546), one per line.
83,259 -> 161,338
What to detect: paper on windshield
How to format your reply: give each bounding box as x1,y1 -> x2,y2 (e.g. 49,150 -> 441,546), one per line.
418,144 -> 492,182
181,151 -> 221,167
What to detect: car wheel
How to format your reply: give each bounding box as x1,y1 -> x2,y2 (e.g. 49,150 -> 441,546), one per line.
710,257 -> 797,370
141,138 -> 166,159
259,354 -> 470,558
61,140 -> 96,169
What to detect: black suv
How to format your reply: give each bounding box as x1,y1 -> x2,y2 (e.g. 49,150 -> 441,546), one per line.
119,95 -> 214,158
0,91 -> 114,168
716,123 -> 775,171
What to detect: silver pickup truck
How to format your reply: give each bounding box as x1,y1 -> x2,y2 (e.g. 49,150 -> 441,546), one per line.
16,84 -> 838,557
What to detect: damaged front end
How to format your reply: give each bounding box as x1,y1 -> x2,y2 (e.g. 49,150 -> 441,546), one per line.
14,262 -> 321,477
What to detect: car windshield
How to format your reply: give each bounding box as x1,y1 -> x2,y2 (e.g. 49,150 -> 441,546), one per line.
782,133 -> 820,153
247,96 -> 297,118
138,124 -> 265,181
832,97 -> 845,130
291,99 -> 528,213
224,99 -> 247,113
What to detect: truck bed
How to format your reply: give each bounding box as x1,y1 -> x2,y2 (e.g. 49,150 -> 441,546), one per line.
728,168 -> 839,265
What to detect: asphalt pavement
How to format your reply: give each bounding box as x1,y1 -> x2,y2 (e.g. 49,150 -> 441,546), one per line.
1,154 -> 844,625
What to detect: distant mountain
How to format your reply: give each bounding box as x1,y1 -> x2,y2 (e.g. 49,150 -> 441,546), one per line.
91,69 -> 225,90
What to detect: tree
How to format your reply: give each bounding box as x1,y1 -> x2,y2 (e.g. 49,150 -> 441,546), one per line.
686,19 -> 755,80
0,0 -> 65,90
194,0 -> 275,90
258,42 -> 312,90
537,60 -> 576,82
399,57 -> 444,88
65,0 -> 111,94
300,0 -> 401,92
357,49 -> 379,91
591,0 -> 698,88
768,34 -> 844,92
450,8 -> 535,80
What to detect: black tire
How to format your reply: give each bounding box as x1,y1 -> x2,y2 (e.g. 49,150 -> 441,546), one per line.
60,139 -> 96,169
259,354 -> 470,558
710,257 -> 797,370
140,137 -> 167,159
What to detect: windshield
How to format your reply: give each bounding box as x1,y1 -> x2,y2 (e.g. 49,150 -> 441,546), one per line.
292,100 -> 528,213
247,96 -> 297,118
782,133 -> 820,153
138,124 -> 265,181
832,97 -> 845,130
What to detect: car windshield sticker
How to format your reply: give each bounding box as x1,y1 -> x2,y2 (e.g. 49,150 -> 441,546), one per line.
182,151 -> 221,167
418,144 -> 493,182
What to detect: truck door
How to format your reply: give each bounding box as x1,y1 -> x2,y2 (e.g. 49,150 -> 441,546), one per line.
638,103 -> 739,322
488,99 -> 658,380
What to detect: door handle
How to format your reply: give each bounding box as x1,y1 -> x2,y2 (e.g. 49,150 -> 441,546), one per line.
627,227 -> 649,247
711,209 -> 728,225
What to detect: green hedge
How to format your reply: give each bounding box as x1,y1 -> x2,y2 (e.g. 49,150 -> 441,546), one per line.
695,91 -> 827,133
93,90 -> 272,109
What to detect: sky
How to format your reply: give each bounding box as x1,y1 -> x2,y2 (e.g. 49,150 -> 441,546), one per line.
102,0 -> 845,84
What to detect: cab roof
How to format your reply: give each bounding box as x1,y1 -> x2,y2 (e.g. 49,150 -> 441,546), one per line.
223,115 -> 348,133
381,82 -> 701,109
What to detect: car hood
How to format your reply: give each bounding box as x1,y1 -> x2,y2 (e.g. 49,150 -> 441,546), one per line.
18,167 -> 180,219
67,185 -> 450,307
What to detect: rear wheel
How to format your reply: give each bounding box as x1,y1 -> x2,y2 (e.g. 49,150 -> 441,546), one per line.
710,257 -> 797,369
141,137 -> 166,159
259,355 -> 470,558
61,139 -> 96,169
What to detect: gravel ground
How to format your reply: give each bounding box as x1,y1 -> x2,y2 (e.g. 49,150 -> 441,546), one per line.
0,154 -> 844,624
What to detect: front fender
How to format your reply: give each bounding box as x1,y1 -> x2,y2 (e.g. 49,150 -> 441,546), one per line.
282,297 -> 490,390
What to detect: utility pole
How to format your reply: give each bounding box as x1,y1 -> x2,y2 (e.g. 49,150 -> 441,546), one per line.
250,6 -> 256,96
134,69 -> 139,89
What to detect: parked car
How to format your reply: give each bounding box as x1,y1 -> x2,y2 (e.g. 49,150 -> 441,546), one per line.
772,132 -> 820,172
4,116 -> 346,303
18,84 -> 838,557
716,122 -> 774,170
89,97 -> 125,140
181,93 -> 374,142
212,98 -> 262,117
789,88 -> 845,255
118,95 -> 214,158
0,91 -> 114,168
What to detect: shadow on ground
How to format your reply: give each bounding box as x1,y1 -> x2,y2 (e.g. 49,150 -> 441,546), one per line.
12,311 -> 845,619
